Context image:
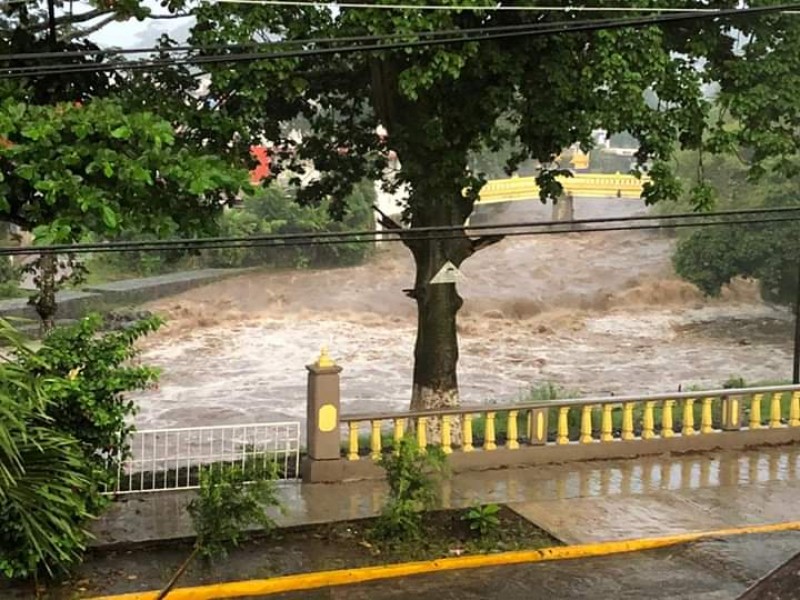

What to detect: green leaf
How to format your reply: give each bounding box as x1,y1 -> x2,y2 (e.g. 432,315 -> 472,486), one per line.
100,205 -> 118,229
110,126 -> 132,140
30,225 -> 55,246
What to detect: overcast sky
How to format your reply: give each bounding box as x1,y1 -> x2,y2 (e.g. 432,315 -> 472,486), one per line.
79,0 -> 194,48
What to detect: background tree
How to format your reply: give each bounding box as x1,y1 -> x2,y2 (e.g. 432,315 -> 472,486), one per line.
0,1 -> 251,329
673,186 -> 800,305
7,1 -> 800,410
156,1 -> 800,414
0,98 -> 248,328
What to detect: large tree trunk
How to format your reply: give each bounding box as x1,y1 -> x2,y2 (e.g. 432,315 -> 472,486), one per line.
410,239 -> 464,413
400,192 -> 503,444
408,235 -> 466,446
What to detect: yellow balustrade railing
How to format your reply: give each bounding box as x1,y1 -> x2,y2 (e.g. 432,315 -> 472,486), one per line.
339,385 -> 800,460
478,172 -> 651,203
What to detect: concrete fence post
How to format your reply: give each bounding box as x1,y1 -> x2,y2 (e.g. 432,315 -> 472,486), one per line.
721,395 -> 742,431
527,407 -> 549,445
301,347 -> 343,483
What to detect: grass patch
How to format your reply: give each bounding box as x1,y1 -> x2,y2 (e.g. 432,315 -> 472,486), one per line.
362,505 -> 558,560
0,283 -> 28,299
473,382 -> 581,444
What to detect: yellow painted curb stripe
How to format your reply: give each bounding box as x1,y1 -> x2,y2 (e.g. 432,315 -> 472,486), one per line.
89,520 -> 800,600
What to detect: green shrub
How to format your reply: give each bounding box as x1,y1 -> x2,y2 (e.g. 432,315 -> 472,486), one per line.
187,462 -> 281,562
153,462 -> 282,599
84,230 -> 191,280
722,376 -> 747,389
462,503 -> 501,538
0,314 -> 163,580
0,321 -> 98,578
372,437 -> 447,543
0,257 -> 21,298
525,382 -> 576,403
17,314 -> 162,490
0,418 -> 95,580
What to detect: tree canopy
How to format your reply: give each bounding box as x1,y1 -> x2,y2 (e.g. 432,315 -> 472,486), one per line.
673,180 -> 800,305
6,0 -> 800,408
0,2 -> 251,326
162,2 -> 800,410
0,98 -> 247,243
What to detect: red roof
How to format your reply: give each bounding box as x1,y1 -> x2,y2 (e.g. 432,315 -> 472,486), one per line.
250,146 -> 271,183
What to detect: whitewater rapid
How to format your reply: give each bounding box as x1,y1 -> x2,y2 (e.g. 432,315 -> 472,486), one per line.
131,198 -> 793,430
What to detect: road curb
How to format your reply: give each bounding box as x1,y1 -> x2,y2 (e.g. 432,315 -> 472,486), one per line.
89,520 -> 800,600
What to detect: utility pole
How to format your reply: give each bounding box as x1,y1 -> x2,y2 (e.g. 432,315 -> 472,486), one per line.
794,261 -> 800,384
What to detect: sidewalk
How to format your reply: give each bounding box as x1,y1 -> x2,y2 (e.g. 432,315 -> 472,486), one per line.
265,532 -> 800,600
91,445 -> 800,547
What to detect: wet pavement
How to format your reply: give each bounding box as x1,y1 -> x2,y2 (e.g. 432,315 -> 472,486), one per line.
258,532 -> 800,600
738,549 -> 800,599
93,446 -> 800,547
509,478 -> 800,544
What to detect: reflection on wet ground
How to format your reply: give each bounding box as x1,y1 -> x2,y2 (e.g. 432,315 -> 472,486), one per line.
90,446 -> 800,600
93,446 -> 800,547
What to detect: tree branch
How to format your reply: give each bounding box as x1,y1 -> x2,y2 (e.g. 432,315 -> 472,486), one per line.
64,14 -> 117,41
46,0 -> 56,44
30,8 -> 114,32
149,13 -> 191,19
469,234 -> 504,254
372,204 -> 402,231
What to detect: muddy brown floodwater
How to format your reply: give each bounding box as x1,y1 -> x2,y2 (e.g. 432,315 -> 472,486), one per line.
133,199 -> 793,431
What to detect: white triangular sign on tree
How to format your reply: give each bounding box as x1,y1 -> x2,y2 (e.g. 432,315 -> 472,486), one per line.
430,261 -> 464,285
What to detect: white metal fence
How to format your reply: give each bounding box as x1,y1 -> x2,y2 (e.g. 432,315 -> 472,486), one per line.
108,422 -> 301,495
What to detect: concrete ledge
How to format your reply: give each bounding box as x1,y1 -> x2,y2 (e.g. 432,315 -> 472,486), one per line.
301,457 -> 349,483
305,428 -> 800,482
0,291 -> 103,320
83,268 -> 246,305
0,268 -> 247,323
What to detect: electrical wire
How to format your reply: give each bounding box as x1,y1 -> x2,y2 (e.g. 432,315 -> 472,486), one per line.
2,215 -> 796,257
5,205 -> 800,254
212,0 -> 800,16
1,3 -> 793,79
3,207 -> 799,257
2,0 -> 794,14
0,18 -> 620,63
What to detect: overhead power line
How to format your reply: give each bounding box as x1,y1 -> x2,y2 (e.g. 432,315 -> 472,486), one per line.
1,3 -> 795,79
2,206 -> 799,257
0,18 -> 617,62
4,205 -> 799,253
212,0 -> 800,15
1,0 -> 796,12
2,215 -> 797,256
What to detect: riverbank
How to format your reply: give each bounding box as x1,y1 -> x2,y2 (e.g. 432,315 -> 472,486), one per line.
0,268 -> 247,327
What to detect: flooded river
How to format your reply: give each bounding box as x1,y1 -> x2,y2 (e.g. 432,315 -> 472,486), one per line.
133,199 -> 793,430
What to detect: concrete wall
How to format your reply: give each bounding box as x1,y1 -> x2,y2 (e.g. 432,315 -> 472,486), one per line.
303,428 -> 800,483
0,268 -> 247,324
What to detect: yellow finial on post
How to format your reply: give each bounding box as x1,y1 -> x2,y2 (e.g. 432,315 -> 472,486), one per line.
317,346 -> 335,368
